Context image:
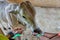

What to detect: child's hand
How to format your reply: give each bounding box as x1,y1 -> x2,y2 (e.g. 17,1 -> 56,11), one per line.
14,27 -> 24,34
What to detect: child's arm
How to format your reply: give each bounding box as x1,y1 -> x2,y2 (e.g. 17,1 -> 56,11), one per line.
23,0 -> 60,7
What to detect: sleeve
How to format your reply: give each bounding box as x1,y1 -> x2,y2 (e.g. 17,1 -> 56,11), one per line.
5,4 -> 13,26
5,4 -> 19,26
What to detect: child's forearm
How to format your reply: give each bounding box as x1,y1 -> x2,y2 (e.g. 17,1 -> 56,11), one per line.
23,0 -> 60,7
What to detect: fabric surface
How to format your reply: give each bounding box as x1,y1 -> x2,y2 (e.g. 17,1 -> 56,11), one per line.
0,34 -> 9,40
35,7 -> 60,33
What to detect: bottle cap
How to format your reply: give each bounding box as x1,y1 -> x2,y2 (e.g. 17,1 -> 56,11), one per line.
12,33 -> 22,39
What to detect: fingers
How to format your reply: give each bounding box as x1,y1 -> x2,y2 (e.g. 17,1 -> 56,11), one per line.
14,27 -> 24,34
14,27 -> 22,31
15,30 -> 23,34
